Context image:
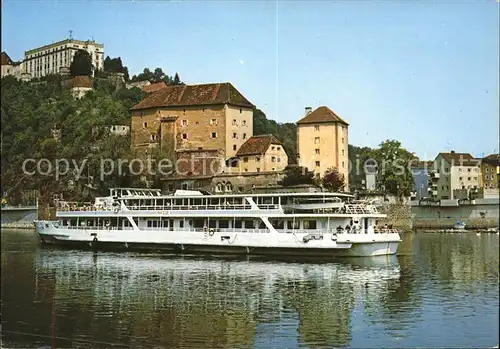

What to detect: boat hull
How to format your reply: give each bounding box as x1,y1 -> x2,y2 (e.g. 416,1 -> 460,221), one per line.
35,221 -> 400,257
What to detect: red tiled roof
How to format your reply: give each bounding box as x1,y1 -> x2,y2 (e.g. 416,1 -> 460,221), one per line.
1,52 -> 14,66
142,81 -> 167,94
236,134 -> 283,157
482,153 -> 500,166
72,76 -> 93,88
438,152 -> 474,163
131,82 -> 254,110
297,106 -> 349,125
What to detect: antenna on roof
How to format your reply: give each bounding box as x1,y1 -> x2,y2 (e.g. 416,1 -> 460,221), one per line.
69,30 -> 73,40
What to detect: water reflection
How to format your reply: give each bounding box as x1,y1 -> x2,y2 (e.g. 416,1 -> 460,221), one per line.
1,230 -> 498,348
31,252 -> 400,348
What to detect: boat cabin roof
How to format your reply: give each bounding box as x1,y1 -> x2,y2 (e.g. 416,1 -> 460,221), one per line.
108,188 -> 352,200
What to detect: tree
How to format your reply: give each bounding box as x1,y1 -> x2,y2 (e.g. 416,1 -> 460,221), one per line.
172,72 -> 182,85
279,166 -> 316,186
103,56 -> 130,81
373,140 -> 415,198
322,167 -> 345,192
70,50 -> 93,77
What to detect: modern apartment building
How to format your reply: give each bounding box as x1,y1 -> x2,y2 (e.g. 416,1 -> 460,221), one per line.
23,39 -> 104,78
130,82 -> 254,159
481,153 -> 500,190
430,151 -> 480,200
296,106 -> 349,188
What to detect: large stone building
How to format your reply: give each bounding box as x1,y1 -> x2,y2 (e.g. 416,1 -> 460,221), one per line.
233,134 -> 288,173
23,38 -> 104,79
430,151 -> 481,200
296,106 -> 349,187
130,82 -> 254,159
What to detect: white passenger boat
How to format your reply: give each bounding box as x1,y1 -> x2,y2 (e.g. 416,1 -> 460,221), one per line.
34,188 -> 401,257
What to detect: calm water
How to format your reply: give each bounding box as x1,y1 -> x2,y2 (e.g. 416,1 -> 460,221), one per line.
1,229 -> 499,348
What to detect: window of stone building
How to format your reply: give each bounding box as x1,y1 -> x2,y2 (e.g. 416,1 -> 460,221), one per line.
315,161 -> 320,167
226,182 -> 233,192
277,146 -> 281,150
242,120 -> 247,126
277,157 -> 281,163
315,125 -> 320,131
243,133 -> 247,139
211,132 -> 217,138
315,149 -> 320,155
256,156 -> 261,162
342,161 -> 345,168
468,168 -> 471,172
195,121 -> 199,126
315,137 -> 320,144
210,118 -> 217,125
233,145 -> 237,151
151,135 -> 156,141
143,122 -> 148,128
468,177 -> 471,181
486,168 -> 490,173
233,119 -> 237,125
181,120 -> 188,126
342,137 -> 345,143
244,168 -> 248,172
272,168 -> 275,171
243,157 -> 248,163
342,149 -> 344,156
182,133 -> 188,140
257,168 -> 260,172
233,133 -> 238,139
271,156 -> 276,162
215,183 -> 223,192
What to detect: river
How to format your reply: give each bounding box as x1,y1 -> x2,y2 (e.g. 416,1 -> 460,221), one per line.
1,229 -> 498,348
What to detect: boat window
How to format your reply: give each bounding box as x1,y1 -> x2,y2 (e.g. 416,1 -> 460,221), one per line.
162,219 -> 169,228
179,220 -> 184,228
234,220 -> 243,228
304,220 -> 317,229
243,220 -> 254,229
147,220 -> 152,227
258,220 -> 266,229
289,220 -> 299,229
208,220 -> 217,229
219,220 -> 229,229
152,221 -> 158,228
270,219 -> 284,229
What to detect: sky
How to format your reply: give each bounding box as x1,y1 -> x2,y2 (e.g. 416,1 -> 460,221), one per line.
2,0 -> 499,159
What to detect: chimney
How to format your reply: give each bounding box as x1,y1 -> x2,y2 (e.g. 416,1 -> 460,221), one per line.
305,107 -> 312,116
451,150 -> 455,154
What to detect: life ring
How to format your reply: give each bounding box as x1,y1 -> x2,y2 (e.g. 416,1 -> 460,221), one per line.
114,207 -> 120,213
209,229 -> 215,236
332,233 -> 338,241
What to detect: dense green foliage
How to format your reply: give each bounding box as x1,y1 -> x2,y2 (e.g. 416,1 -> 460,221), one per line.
322,167 -> 345,192
279,166 -> 315,186
102,56 -> 129,81
1,76 -> 145,204
70,50 -> 93,77
130,68 -> 183,85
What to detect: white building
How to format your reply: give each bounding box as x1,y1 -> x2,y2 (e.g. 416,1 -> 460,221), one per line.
1,51 -> 24,79
23,39 -> 104,79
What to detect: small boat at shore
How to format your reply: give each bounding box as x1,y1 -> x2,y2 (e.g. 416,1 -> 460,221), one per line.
453,221 -> 466,230
34,188 -> 401,257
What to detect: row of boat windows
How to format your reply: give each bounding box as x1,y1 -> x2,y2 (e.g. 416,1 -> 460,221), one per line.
62,217 -> 328,230
123,196 -> 339,207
